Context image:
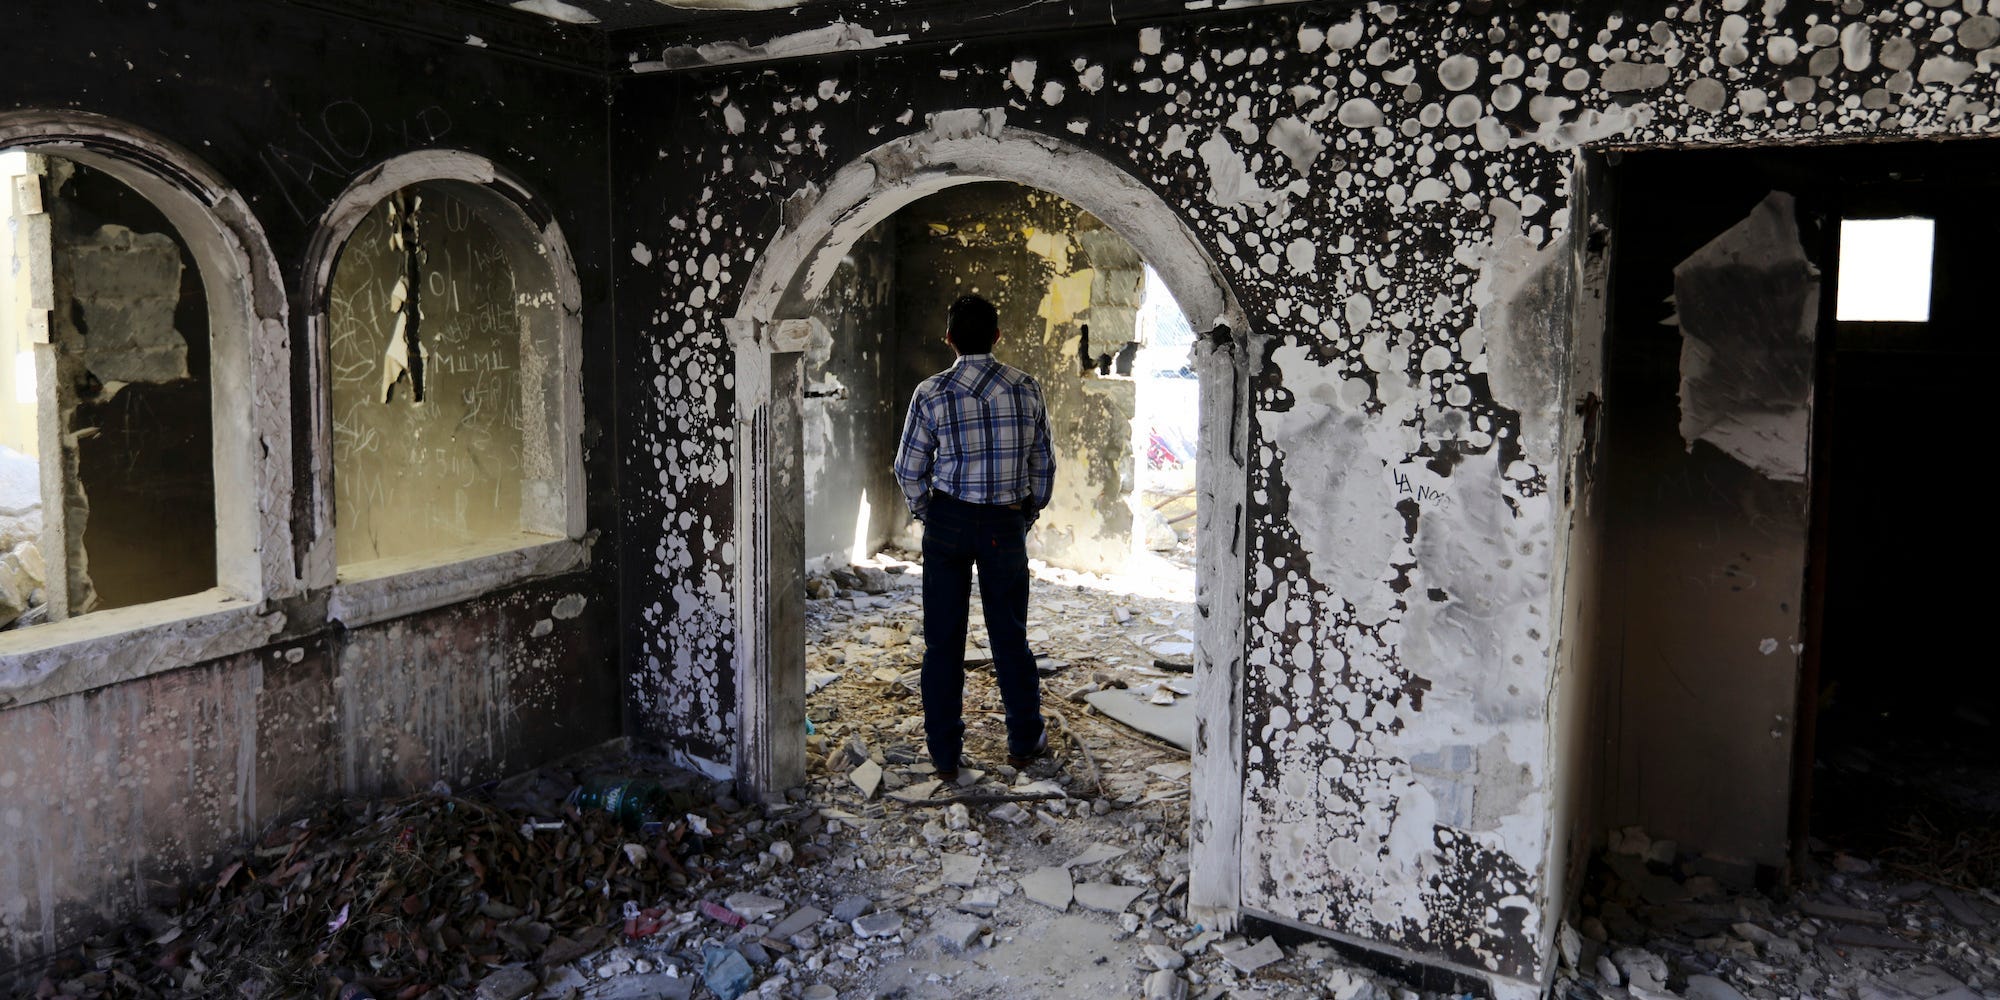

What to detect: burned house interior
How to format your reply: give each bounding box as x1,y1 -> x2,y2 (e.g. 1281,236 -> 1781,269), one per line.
5,1 -> 2000,999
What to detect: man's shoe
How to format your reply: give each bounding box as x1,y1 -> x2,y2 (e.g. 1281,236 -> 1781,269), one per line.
1006,729 -> 1050,768
935,768 -> 959,784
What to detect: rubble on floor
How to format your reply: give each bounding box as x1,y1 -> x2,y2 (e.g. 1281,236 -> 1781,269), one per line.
1556,828 -> 2000,1000
0,445 -> 48,630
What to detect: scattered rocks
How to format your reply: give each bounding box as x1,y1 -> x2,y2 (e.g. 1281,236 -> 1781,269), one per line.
1558,828 -> 2000,1000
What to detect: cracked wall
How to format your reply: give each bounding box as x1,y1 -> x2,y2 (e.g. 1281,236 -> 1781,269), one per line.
611,1 -> 2000,989
43,158 -> 217,616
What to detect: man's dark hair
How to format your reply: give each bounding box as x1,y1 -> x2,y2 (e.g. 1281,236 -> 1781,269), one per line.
947,295 -> 1000,355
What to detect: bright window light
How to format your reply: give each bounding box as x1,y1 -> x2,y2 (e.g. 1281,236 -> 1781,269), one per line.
13,351 -> 33,404
1837,217 -> 1935,323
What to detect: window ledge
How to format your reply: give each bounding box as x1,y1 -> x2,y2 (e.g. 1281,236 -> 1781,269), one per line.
329,533 -> 590,628
0,590 -> 282,710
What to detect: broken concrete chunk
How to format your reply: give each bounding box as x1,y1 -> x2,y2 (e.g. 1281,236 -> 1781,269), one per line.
1221,935 -> 1283,973
701,945 -> 755,1000
888,779 -> 942,803
957,885 -> 1001,915
1020,866 -> 1073,910
1065,843 -> 1127,869
927,917 -> 987,951
989,802 -> 1030,825
724,892 -> 785,921
767,906 -> 826,942
1143,943 -> 1186,970
849,759 -> 883,799
851,909 -> 903,938
830,895 -> 874,922
1612,947 -> 1669,992
1145,969 -> 1189,1000
1074,882 -> 1146,914
939,852 -> 983,888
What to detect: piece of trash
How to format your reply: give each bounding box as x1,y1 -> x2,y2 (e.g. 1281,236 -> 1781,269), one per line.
327,903 -> 350,935
703,944 -> 756,1000
700,899 -> 747,929
686,813 -> 712,837
518,819 -> 564,840
623,901 -> 667,939
622,843 -> 648,865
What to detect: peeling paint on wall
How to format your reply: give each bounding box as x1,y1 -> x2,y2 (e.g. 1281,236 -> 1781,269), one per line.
1673,192 -> 1818,482
611,0 -> 2000,987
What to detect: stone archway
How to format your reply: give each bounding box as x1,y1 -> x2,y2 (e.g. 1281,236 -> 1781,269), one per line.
729,109 -> 1257,927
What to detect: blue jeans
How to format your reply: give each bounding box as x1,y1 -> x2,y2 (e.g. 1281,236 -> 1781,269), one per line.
920,492 -> 1045,771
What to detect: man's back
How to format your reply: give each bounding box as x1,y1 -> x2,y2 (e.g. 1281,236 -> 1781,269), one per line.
895,353 -> 1054,518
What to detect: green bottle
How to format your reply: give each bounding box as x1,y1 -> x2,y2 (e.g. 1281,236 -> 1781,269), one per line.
568,779 -> 667,829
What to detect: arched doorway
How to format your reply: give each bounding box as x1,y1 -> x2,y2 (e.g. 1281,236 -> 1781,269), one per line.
728,111 -> 1257,927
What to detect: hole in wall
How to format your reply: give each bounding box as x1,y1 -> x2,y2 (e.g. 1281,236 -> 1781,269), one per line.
325,180 -> 567,571
1,148 -> 217,631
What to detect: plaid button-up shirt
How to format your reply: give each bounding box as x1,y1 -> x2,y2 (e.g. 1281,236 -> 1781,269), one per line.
893,353 -> 1056,522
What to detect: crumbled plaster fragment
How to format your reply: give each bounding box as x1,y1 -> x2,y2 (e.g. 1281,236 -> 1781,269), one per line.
508,0 -> 597,23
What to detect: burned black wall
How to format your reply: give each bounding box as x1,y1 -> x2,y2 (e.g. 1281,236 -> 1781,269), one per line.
1,0 -> 619,973
607,0 -> 2000,986
801,224 -> 901,567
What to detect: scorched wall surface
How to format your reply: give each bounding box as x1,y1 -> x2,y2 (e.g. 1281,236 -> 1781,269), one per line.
0,0 -> 620,973
609,0 -> 2000,989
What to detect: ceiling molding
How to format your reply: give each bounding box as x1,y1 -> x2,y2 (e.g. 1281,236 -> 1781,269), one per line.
285,0 -> 607,73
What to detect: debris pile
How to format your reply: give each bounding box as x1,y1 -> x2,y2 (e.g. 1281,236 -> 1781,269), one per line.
0,445 -> 48,630
1555,828 -> 2000,1000
29,765 -> 764,999
29,546 -> 1458,1000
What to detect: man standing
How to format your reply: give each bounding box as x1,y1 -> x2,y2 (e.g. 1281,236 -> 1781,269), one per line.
893,295 -> 1056,782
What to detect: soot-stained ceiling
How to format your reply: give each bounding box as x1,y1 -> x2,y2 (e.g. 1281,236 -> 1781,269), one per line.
349,0 -> 1352,67
481,0 -> 818,31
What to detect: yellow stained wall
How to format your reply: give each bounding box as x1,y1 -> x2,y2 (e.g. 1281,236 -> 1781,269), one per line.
0,152 -> 45,457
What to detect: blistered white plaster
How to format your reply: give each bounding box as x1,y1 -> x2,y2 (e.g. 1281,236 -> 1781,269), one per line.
641,22 -> 912,72
631,0 -> 2000,987
509,0 -> 597,24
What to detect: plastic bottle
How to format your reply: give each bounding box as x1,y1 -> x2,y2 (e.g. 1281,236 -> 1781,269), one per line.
568,779 -> 667,829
